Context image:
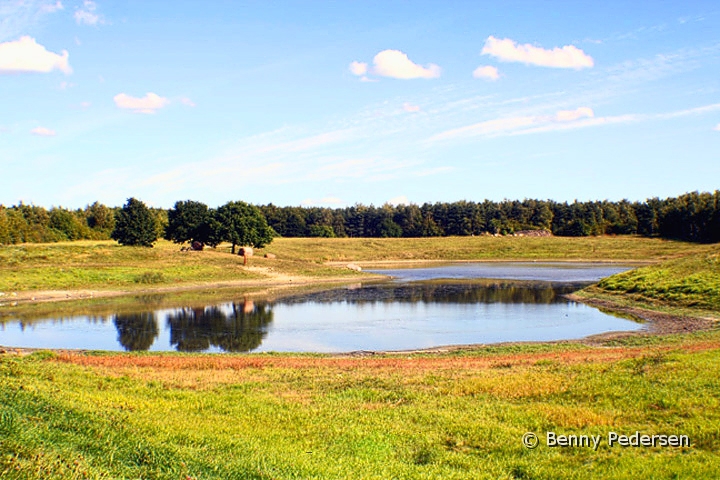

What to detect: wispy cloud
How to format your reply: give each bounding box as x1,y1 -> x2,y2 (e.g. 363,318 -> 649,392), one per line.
714,124 -> 720,132
31,126 -> 56,136
113,92 -> 170,114
275,129 -> 355,152
429,107 -> 596,141
42,1 -> 63,13
481,36 -> 594,69
350,49 -> 441,80
0,1 -> 64,41
429,102 -> 720,143
0,36 -> 71,74
472,65 -> 499,80
653,102 -> 720,119
74,0 -> 103,26
403,102 -> 421,113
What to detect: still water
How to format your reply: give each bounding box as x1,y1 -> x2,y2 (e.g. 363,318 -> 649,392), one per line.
0,263 -> 641,353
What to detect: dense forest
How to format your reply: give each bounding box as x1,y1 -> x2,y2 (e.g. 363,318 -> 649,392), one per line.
1,191 -> 718,245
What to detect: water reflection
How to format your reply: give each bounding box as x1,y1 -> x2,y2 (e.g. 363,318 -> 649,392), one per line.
114,312 -> 159,351
0,263 -> 644,353
277,282 -> 579,306
165,301 -> 273,352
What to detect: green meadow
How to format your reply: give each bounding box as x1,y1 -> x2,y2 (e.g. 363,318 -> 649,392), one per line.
1,235 -> 719,478
0,236 -> 712,293
1,332 -> 720,479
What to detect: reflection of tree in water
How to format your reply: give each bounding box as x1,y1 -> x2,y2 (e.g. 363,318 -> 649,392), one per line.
277,282 -> 582,306
166,301 -> 273,353
113,312 -> 159,351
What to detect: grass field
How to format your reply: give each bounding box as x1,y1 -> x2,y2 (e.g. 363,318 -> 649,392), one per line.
2,235 -> 720,478
1,333 -> 719,479
268,235 -> 712,263
579,244 -> 720,313
0,236 -> 712,293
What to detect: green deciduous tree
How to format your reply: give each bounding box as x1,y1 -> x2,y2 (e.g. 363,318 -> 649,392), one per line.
111,198 -> 158,247
165,200 -> 215,247
215,201 -> 274,253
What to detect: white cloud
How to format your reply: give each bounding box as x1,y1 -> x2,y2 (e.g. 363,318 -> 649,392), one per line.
351,50 -> 441,80
372,49 -> 441,79
0,36 -> 71,74
714,124 -> 720,132
180,97 -> 196,107
113,92 -> 170,114
403,102 -> 421,113
74,0 -> 103,25
429,106 -> 596,141
31,126 -> 56,136
473,65 -> 499,80
481,36 -> 594,69
349,60 -> 367,76
387,195 -> 410,206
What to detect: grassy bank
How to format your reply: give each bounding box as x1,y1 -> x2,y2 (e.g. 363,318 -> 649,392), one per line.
0,239 -> 363,293
578,244 -> 720,315
0,236 -> 711,293
1,333 -> 719,479
269,235 -> 711,263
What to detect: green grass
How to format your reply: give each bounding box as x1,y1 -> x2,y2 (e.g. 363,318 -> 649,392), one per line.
584,245 -> 720,311
266,235 -> 711,263
1,333 -> 719,479
0,236 -> 711,293
2,237 -> 720,478
0,240 -> 364,292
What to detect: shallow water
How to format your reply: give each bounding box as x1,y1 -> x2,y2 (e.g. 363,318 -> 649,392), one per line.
366,262 -> 632,283
0,263 -> 641,353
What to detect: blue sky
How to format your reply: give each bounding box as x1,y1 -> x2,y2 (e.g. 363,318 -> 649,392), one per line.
1,0 -> 719,209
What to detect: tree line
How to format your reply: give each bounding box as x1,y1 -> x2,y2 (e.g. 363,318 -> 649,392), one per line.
0,190 -> 718,246
258,191 -> 720,243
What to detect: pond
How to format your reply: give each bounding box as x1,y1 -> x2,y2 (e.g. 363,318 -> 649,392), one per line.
0,263 -> 642,353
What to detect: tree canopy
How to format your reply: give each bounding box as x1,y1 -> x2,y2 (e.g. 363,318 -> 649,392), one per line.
215,201 -> 274,253
165,200 -> 216,247
111,198 -> 158,247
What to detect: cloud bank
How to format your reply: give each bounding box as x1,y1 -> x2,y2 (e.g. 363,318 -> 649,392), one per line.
481,36 -> 594,69
0,36 -> 71,74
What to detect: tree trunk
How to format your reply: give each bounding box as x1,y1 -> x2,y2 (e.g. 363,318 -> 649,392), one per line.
231,243 -> 236,254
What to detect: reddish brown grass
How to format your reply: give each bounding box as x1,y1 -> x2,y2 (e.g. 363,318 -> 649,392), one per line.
54,340 -> 720,373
